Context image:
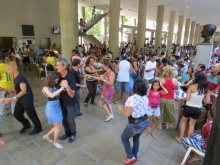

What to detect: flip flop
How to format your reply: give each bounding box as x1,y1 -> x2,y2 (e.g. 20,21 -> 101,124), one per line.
174,136 -> 182,144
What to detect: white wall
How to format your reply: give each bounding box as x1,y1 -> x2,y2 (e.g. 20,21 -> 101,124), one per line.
0,0 -> 61,48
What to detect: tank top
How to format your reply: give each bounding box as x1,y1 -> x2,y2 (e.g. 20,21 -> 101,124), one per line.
162,78 -> 176,99
117,60 -> 130,82
85,65 -> 95,81
186,91 -> 205,108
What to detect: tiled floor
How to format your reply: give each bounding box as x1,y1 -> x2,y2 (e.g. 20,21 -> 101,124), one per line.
0,67 -> 203,165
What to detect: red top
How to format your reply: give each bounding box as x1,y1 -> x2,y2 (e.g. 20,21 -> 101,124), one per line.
162,78 -> 176,99
202,121 -> 212,151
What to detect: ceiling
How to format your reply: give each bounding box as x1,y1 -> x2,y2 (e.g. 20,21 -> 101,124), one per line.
79,0 -> 220,30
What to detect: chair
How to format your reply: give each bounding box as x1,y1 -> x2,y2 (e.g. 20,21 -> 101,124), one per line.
181,146 -> 205,165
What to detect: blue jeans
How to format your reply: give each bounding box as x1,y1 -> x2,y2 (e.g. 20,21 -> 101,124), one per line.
74,89 -> 80,116
121,119 -> 149,159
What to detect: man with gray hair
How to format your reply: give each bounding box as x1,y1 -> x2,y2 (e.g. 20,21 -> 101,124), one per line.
56,58 -> 77,143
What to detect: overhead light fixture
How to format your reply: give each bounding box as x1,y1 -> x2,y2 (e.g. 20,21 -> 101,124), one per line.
186,6 -> 189,9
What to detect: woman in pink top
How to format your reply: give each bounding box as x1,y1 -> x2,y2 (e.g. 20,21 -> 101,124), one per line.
142,80 -> 168,139
158,65 -> 178,130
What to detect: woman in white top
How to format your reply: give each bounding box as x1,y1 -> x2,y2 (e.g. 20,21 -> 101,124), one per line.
175,71 -> 210,144
118,79 -> 150,165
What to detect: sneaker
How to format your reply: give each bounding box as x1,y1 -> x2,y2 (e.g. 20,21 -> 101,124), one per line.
53,143 -> 63,149
105,115 -> 113,122
43,135 -> 53,143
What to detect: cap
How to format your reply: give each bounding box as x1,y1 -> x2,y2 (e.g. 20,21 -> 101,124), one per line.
121,54 -> 128,59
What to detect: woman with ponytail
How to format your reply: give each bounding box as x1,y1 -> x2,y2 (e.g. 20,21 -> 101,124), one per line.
91,59 -> 115,122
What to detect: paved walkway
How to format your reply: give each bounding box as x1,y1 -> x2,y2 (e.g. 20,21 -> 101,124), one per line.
0,68 -> 203,165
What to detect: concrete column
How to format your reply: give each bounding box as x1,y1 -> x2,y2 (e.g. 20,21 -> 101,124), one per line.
173,34 -> 177,44
131,19 -> 136,43
109,0 -> 120,57
177,16 -> 184,45
189,21 -> 196,44
163,33 -> 167,44
167,11 -> 176,55
81,6 -> 85,20
155,5 -> 165,48
193,23 -> 200,45
150,31 -> 154,45
104,15 -> 108,43
121,16 -> 124,42
183,19 -> 191,45
59,0 -> 78,61
137,0 -> 147,52
131,29 -> 135,43
199,25 -> 203,43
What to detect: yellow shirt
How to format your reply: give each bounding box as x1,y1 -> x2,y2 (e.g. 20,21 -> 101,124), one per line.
0,63 -> 14,90
46,56 -> 56,69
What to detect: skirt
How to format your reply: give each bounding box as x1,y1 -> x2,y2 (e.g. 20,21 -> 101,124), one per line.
159,98 -> 176,125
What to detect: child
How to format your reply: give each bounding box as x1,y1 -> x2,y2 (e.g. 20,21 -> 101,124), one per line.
142,80 -> 168,139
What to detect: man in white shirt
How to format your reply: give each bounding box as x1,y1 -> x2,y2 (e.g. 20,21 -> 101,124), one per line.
144,54 -> 157,88
115,54 -> 132,104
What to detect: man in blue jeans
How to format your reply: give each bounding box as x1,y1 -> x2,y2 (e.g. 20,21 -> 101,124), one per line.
115,54 -> 133,104
56,58 -> 77,143
70,59 -> 86,117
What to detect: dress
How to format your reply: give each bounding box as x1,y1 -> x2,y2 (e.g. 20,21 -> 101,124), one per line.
45,88 -> 63,124
100,71 -> 114,106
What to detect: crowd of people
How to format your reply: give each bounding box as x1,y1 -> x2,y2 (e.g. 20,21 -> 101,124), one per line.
0,40 -> 220,164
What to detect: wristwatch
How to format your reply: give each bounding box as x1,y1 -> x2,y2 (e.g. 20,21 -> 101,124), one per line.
66,87 -> 71,91
13,96 -> 17,101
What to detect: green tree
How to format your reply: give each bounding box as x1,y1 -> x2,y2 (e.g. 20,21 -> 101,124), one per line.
85,7 -> 102,41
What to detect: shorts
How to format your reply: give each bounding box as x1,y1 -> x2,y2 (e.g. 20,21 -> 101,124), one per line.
183,105 -> 201,120
115,81 -> 130,93
22,56 -> 30,64
146,106 -> 160,117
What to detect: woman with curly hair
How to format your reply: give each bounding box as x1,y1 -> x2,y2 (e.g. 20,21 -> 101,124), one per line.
158,65 -> 178,130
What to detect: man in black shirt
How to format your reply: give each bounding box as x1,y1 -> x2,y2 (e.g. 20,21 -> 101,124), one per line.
70,59 -> 86,117
0,62 -> 42,135
56,58 -> 77,143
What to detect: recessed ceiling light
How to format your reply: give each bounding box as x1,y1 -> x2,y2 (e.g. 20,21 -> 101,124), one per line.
186,6 -> 189,9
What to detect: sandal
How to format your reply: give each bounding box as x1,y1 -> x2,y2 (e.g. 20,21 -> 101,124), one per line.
43,135 -> 53,143
174,136 -> 182,144
124,157 -> 137,165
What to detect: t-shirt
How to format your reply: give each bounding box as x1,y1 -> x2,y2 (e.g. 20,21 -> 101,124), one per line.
144,60 -> 156,80
148,89 -> 162,108
202,121 -> 212,151
14,74 -> 33,103
59,72 -> 77,106
0,63 -> 14,90
207,75 -> 218,91
69,68 -> 80,90
34,48 -> 44,58
71,56 -> 83,65
125,94 -> 149,118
